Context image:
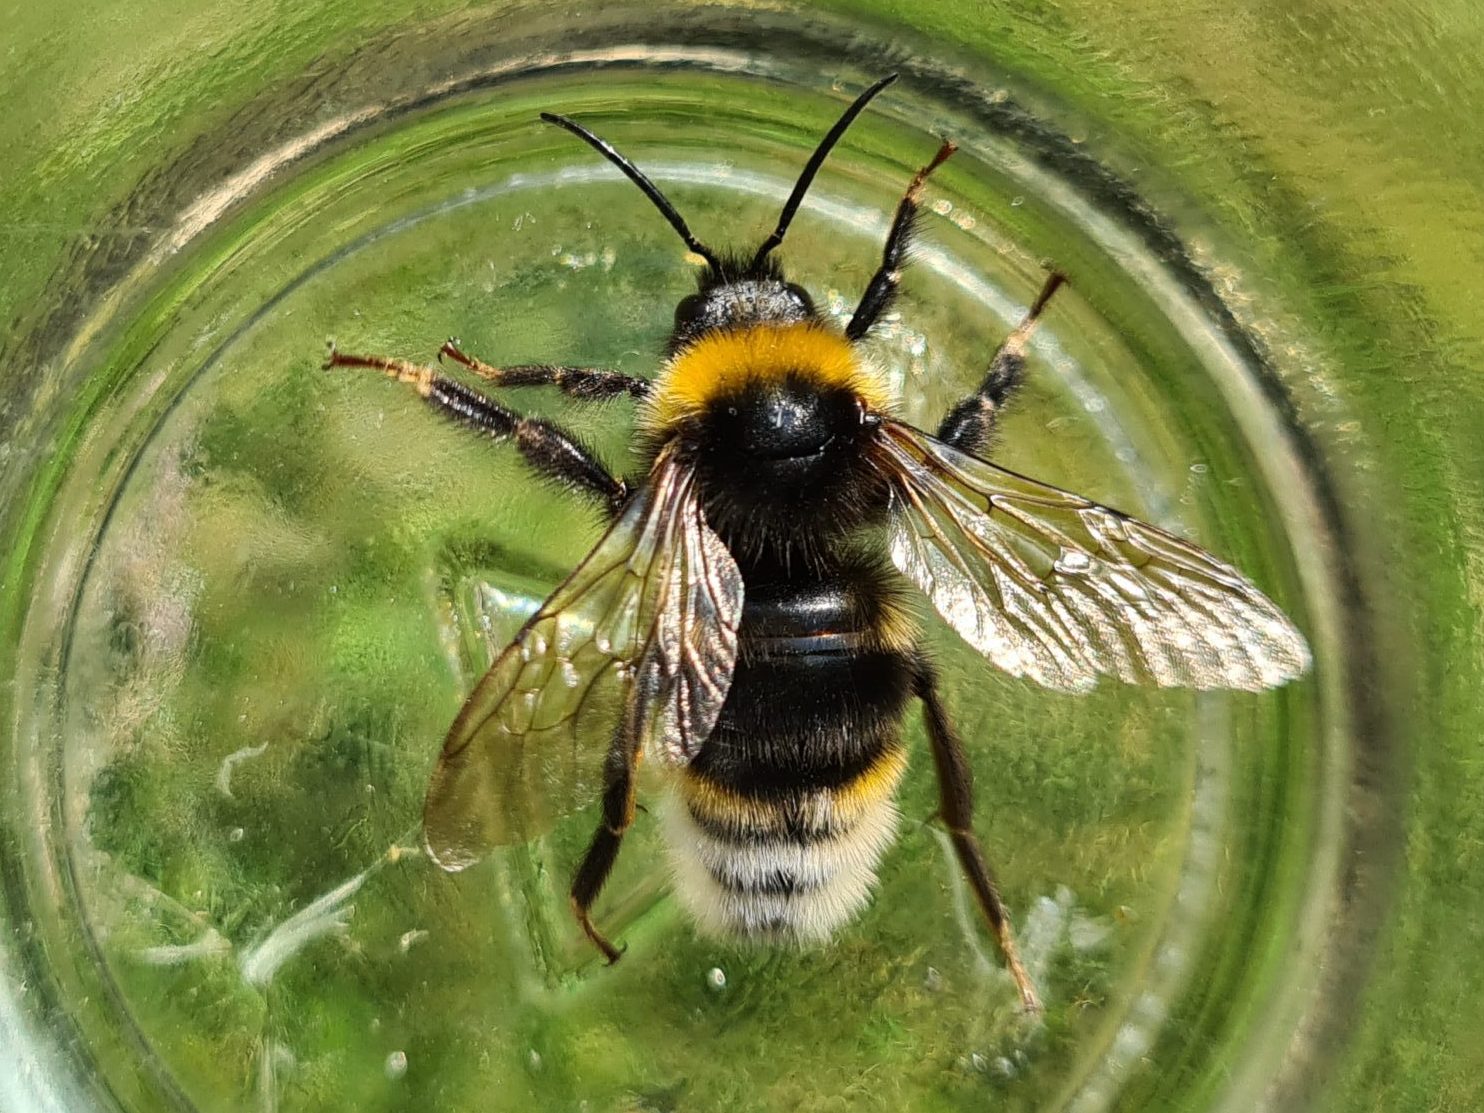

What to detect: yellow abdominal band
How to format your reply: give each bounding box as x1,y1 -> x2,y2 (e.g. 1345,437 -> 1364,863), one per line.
680,744 -> 908,836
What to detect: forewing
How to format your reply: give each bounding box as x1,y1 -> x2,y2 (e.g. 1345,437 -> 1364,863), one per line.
878,421 -> 1311,692
423,453 -> 743,872
633,489 -> 744,764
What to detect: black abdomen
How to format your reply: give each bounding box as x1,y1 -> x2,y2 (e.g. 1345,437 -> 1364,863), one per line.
659,553 -> 919,941
690,554 -> 914,803
690,649 -> 911,800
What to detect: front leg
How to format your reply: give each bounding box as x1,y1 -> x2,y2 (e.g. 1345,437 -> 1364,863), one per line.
439,339 -> 650,401
914,656 -> 1040,1012
325,346 -> 629,515
846,140 -> 958,341
936,271 -> 1065,456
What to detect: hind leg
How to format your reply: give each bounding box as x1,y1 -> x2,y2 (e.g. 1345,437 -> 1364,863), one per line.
913,657 -> 1040,1012
569,709 -> 643,963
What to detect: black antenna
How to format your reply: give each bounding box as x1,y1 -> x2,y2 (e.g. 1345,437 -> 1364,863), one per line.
749,74 -> 899,272
541,112 -> 722,271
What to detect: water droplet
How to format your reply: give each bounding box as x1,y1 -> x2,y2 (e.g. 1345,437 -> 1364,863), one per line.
705,966 -> 727,991
385,1050 -> 407,1080
1055,549 -> 1093,575
398,929 -> 428,953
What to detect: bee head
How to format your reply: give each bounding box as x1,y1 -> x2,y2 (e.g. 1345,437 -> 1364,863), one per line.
669,258 -> 817,352
546,77 -> 905,556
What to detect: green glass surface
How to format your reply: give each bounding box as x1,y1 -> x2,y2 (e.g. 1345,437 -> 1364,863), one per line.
1,4 -> 1478,1113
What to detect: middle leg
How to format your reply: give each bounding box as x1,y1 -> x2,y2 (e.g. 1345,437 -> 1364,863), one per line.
936,270 -> 1065,455
325,346 -> 629,514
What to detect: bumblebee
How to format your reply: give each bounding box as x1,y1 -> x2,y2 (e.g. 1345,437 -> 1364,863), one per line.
326,75 -> 1310,1011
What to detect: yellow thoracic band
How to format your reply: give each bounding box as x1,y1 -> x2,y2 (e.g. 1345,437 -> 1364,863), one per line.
640,323 -> 892,434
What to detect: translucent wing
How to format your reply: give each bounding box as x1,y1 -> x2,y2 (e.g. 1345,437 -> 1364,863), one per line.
877,421 -> 1311,693
423,448 -> 743,871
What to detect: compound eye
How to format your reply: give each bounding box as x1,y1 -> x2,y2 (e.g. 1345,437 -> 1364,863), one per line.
784,283 -> 816,316
674,294 -> 707,331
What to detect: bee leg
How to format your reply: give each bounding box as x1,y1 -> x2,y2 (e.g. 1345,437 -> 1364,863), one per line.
438,339 -> 651,401
936,270 -> 1066,456
913,658 -> 1042,1013
570,726 -> 640,965
324,345 -> 630,515
845,140 -> 958,341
